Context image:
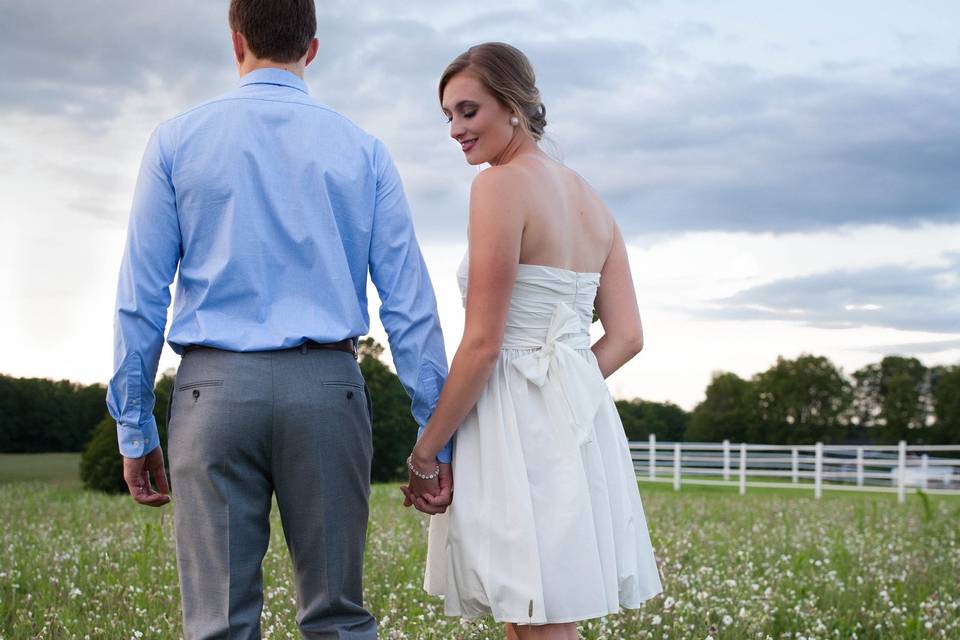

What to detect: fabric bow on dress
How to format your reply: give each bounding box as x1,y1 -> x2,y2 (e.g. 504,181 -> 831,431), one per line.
511,302 -> 608,446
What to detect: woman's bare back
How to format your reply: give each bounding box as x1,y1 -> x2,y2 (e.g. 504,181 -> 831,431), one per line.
506,155 -> 614,274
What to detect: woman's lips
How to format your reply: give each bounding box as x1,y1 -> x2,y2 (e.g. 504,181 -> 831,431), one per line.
461,138 -> 477,153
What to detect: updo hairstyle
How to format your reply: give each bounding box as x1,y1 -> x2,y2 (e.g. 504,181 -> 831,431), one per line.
438,42 -> 547,141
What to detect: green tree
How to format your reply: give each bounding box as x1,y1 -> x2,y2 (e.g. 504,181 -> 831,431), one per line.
358,338 -> 421,482
753,354 -> 851,444
852,356 -> 930,444
0,375 -> 23,452
0,375 -> 107,453
80,415 -> 128,493
73,382 -> 109,449
930,365 -> 960,444
615,399 -> 689,442
686,372 -> 757,442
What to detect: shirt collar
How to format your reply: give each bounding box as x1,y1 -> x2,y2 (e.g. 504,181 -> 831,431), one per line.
239,67 -> 309,94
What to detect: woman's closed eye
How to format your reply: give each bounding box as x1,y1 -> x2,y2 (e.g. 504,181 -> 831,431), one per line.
444,110 -> 477,124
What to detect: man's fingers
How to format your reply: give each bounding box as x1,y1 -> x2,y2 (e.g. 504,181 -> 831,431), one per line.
124,479 -> 141,501
144,446 -> 170,496
422,490 -> 450,507
439,463 -> 454,503
123,468 -> 170,507
403,471 -> 450,513
121,448 -> 170,507
135,491 -> 171,507
414,496 -> 438,514
410,476 -> 441,499
129,475 -> 170,507
124,472 -> 145,500
123,459 -> 143,497
414,496 -> 445,515
152,464 -> 170,495
431,480 -> 453,506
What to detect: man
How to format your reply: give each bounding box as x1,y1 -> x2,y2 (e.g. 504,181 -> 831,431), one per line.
106,1 -> 452,637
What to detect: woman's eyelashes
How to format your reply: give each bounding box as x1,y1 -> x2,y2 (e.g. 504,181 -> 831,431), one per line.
444,109 -> 478,124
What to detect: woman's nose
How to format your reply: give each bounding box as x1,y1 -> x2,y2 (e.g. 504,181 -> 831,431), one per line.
449,118 -> 465,140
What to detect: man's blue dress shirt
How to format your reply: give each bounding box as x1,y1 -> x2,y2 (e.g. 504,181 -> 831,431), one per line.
107,68 -> 450,462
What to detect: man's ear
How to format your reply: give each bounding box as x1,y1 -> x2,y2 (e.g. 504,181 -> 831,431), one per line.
232,31 -> 246,65
304,38 -> 319,67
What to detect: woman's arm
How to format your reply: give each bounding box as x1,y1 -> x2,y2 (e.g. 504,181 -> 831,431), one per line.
592,222 -> 644,378
410,166 -> 525,467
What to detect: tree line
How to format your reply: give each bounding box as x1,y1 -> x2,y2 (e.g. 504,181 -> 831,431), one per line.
0,375 -> 107,453
0,347 -> 957,490
618,354 -> 960,446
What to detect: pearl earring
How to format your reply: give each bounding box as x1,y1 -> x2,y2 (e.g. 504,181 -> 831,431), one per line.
510,116 -> 519,126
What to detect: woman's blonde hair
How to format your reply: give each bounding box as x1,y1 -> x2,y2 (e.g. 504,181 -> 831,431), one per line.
439,42 -> 547,141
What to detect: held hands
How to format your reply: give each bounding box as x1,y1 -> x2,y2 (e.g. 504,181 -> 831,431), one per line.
123,445 -> 171,507
401,451 -> 453,515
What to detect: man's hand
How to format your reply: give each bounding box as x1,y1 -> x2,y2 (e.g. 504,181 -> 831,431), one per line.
123,445 -> 171,507
401,462 -> 453,515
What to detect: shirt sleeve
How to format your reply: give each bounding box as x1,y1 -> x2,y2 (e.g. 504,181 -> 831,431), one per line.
106,125 -> 181,458
368,139 -> 452,463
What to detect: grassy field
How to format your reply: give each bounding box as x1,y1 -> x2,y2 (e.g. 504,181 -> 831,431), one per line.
0,453 -> 81,487
1,458 -> 958,639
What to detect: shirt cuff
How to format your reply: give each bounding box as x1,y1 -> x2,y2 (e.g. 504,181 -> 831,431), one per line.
435,439 -> 453,464
117,415 -> 161,458
417,424 -> 453,464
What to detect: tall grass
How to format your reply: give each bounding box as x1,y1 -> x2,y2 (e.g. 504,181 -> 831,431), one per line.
1,479 -> 957,638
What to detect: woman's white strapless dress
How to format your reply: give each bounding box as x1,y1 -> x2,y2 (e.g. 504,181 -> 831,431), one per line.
423,257 -> 663,624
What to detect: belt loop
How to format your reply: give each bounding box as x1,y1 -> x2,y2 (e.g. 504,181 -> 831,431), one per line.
300,343 -> 308,355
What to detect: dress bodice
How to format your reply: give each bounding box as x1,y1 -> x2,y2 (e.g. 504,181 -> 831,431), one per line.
456,254 -> 600,350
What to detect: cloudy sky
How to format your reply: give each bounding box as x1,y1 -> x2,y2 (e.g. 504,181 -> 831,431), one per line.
2,0 -> 959,410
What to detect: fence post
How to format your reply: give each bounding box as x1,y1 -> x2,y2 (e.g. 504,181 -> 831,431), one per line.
856,447 -> 864,487
897,440 -> 906,504
739,443 -> 747,495
814,442 -> 823,499
722,439 -> 730,481
920,454 -> 929,491
673,442 -> 681,491
791,447 -> 799,484
648,434 -> 656,480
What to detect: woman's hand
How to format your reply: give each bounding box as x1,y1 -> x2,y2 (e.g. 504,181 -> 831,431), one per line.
401,451 -> 453,515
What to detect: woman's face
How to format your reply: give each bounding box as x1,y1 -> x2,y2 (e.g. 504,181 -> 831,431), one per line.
441,72 -> 517,166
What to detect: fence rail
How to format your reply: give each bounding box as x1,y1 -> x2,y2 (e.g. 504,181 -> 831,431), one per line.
628,436 -> 960,503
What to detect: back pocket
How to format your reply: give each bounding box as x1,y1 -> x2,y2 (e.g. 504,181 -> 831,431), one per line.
176,380 -> 224,391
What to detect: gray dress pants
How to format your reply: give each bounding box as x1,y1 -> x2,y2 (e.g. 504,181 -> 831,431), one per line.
168,346 -> 377,640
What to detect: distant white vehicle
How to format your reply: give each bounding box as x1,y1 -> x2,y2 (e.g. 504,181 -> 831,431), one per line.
896,465 -> 955,489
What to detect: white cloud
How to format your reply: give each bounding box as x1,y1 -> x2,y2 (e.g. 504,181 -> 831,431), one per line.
3,0 -> 960,411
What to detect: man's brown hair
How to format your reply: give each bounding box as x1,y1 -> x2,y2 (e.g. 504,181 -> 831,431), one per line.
229,0 -> 316,63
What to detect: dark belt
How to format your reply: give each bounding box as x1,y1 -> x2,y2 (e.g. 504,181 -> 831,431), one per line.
183,338 -> 357,359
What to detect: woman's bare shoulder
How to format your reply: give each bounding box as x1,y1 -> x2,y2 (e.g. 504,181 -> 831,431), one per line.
471,162 -> 533,191
562,165 -> 610,215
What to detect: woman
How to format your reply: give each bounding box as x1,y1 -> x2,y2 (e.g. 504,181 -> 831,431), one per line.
402,42 -> 663,639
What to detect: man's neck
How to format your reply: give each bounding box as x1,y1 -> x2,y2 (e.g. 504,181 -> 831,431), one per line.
238,59 -> 305,80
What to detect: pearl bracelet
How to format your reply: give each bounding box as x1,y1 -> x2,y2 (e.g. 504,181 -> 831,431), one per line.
407,454 -> 440,481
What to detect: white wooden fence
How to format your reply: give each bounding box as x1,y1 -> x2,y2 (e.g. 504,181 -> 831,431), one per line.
629,436 -> 960,503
